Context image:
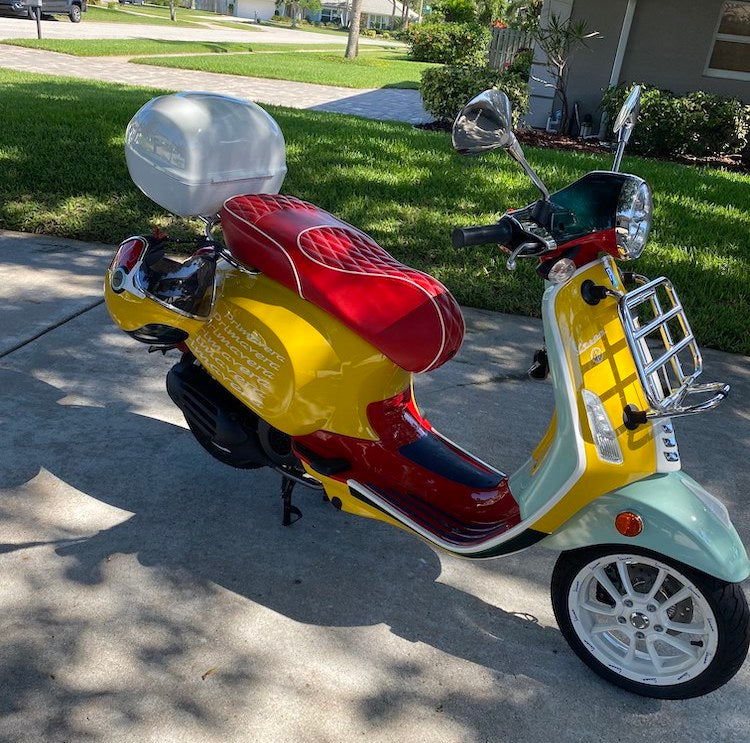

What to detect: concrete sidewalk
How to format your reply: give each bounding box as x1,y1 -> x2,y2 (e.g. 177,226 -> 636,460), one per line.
1,230 -> 749,742
0,43 -> 431,124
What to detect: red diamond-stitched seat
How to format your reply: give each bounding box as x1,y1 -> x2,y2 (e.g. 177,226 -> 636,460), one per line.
220,194 -> 464,373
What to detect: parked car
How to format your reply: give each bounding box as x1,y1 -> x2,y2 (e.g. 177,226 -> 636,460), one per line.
0,0 -> 87,22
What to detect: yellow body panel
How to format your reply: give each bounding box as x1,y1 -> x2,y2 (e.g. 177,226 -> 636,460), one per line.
188,269 -> 409,439
105,263 -> 409,439
104,273 -> 206,338
531,261 -> 657,533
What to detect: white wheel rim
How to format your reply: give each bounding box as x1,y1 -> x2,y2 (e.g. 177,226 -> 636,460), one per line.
568,554 -> 718,686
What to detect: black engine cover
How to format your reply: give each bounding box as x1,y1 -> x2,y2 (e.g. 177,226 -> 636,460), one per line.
166,355 -> 268,469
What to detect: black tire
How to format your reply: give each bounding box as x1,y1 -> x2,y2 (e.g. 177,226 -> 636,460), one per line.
551,545 -> 750,699
69,3 -> 81,22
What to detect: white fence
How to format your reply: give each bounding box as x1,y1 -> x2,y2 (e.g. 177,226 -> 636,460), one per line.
488,27 -> 534,70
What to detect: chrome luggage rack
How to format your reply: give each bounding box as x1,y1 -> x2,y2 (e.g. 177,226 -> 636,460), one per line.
618,275 -> 730,421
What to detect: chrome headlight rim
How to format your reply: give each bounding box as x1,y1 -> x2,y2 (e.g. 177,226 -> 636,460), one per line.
615,176 -> 652,260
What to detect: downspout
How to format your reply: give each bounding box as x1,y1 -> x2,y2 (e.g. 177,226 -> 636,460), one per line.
599,0 -> 638,137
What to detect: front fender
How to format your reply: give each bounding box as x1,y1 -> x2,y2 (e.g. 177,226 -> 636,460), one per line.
541,471 -> 750,583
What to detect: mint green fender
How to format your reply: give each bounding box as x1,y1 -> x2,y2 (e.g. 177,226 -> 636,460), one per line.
541,471 -> 750,583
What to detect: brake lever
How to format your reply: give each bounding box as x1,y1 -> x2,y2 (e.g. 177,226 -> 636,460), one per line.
501,214 -> 556,271
506,242 -> 540,271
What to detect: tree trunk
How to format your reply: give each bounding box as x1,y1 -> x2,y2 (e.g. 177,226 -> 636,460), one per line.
169,0 -> 176,21
345,0 -> 363,59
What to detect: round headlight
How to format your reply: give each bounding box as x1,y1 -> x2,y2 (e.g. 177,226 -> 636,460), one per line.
615,177 -> 652,260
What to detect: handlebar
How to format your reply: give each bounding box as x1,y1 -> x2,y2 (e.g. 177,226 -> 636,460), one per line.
451,218 -> 513,249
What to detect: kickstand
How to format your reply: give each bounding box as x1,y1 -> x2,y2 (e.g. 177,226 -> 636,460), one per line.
281,476 -> 302,527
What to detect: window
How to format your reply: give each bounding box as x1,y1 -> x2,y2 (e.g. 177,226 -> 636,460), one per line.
320,7 -> 342,24
369,14 -> 389,30
706,1 -> 750,80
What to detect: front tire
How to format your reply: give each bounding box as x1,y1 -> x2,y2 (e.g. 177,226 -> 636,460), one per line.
69,3 -> 81,22
551,546 -> 749,698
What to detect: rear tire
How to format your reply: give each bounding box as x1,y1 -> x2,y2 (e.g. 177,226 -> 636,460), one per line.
69,3 -> 81,22
551,545 -> 750,698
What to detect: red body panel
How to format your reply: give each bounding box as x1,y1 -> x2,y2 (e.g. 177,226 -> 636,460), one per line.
294,389 -> 521,541
540,228 -> 619,269
220,194 -> 465,373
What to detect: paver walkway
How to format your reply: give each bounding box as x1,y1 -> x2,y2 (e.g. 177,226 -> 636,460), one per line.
0,43 -> 431,123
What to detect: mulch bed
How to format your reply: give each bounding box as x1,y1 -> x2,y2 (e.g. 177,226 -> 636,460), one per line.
516,128 -> 609,154
416,122 -> 749,173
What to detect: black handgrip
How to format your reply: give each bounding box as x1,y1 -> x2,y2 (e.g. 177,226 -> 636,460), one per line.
451,219 -> 513,248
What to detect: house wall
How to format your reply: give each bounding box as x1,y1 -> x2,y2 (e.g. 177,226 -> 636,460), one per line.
563,0 -> 628,127
529,0 -> 750,130
235,0 -> 276,21
566,0 -> 750,125
618,0 -> 749,101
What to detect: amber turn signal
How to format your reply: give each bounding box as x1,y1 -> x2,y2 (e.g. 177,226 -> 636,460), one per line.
615,511 -> 643,537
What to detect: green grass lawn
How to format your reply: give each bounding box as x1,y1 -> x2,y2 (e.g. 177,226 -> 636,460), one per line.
1,69 -> 748,354
133,50 -> 437,89
84,5 -> 203,27
0,39 -> 391,56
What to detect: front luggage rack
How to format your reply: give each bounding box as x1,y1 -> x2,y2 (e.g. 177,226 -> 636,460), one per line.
619,276 -> 729,420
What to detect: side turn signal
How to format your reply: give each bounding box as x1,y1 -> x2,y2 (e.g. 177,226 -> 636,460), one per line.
615,511 -> 643,537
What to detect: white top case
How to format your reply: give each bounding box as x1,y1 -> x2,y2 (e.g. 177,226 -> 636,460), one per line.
125,92 -> 287,217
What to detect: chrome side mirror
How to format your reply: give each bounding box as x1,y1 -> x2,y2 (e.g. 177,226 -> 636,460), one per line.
452,89 -> 515,155
612,85 -> 641,172
452,89 -> 550,201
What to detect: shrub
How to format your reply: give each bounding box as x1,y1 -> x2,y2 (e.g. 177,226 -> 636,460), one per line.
601,84 -> 750,158
360,28 -> 377,37
430,0 -> 477,24
420,64 -> 529,124
505,47 -> 533,77
405,22 -> 490,65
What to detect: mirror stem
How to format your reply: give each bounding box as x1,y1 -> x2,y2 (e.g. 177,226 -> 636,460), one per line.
612,140 -> 626,173
508,140 -> 550,201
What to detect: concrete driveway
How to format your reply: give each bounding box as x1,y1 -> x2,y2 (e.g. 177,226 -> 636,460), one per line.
1,230 -> 749,742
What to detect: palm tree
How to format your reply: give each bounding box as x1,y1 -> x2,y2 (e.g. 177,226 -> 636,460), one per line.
345,0 -> 364,58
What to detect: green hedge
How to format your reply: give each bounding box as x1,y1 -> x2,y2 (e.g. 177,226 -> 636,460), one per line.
602,84 -> 750,159
420,65 -> 529,124
405,22 -> 489,65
